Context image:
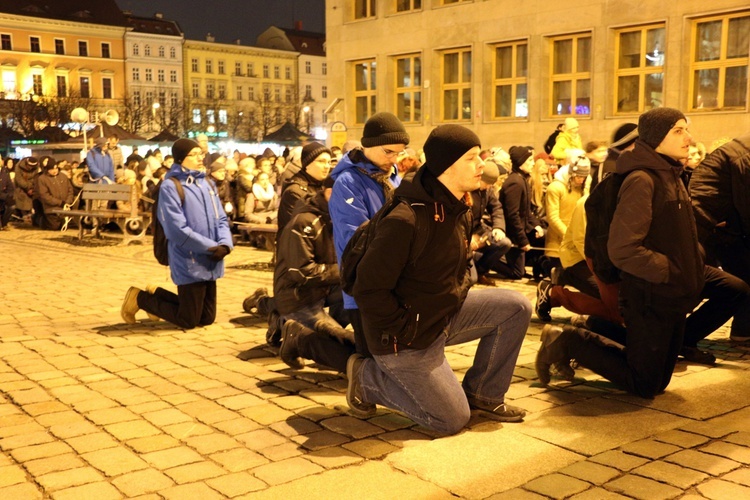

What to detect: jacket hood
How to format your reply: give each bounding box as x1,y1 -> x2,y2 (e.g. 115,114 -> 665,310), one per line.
330,148 -> 386,181
291,190 -> 328,219
616,139 -> 683,175
165,163 -> 207,182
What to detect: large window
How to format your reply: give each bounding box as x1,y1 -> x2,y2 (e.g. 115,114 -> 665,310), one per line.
102,77 -> 112,99
441,47 -> 472,121
353,59 -> 376,124
145,68 -> 152,82
55,39 -> 64,55
158,69 -> 165,83
550,32 -> 591,116
394,54 -> 422,123
101,43 -> 110,58
192,81 -> 200,98
396,0 -> 421,12
32,74 -> 42,95
614,24 -> 665,114
491,40 -> 528,119
191,58 -> 198,72
218,60 -> 225,75
30,36 -> 40,53
690,12 -> 749,111
354,0 -> 376,19
56,75 -> 67,97
170,70 -> 177,83
206,81 -> 215,99
206,59 -> 213,74
1,34 -> 12,51
80,76 -> 90,98
78,41 -> 88,57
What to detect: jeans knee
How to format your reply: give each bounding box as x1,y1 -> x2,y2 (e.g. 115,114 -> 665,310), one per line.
432,406 -> 471,435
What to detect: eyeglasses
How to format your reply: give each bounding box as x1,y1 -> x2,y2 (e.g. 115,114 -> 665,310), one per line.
380,146 -> 403,158
186,151 -> 204,158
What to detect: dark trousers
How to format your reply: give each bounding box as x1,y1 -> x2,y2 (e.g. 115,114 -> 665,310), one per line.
564,279 -> 689,398
0,199 -> 13,227
708,240 -> 750,336
347,308 -> 370,358
493,231 -> 545,279
138,281 -> 217,329
559,260 -> 600,299
475,238 -> 512,276
584,265 -> 749,348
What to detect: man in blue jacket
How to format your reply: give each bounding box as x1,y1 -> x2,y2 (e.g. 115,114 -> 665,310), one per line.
121,138 -> 233,329
86,137 -> 114,184
329,112 -> 409,357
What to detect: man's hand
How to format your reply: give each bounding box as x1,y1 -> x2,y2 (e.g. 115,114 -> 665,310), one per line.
208,245 -> 230,261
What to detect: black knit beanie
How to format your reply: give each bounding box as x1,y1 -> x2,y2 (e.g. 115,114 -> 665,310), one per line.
611,123 -> 638,150
172,138 -> 200,164
361,112 -> 410,148
423,125 -> 481,177
638,108 -> 686,149
301,142 -> 332,169
509,146 -> 532,170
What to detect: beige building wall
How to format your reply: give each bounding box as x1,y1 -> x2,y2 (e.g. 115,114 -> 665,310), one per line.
325,0 -> 750,150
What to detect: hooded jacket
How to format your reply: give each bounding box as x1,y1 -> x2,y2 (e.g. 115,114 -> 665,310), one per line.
608,140 -> 704,307
86,147 -> 115,182
545,170 -> 585,257
500,170 -> 540,247
329,148 -> 401,309
273,192 -> 339,314
277,169 -> 323,236
353,168 -> 472,356
689,133 -> 750,245
158,164 -> 233,286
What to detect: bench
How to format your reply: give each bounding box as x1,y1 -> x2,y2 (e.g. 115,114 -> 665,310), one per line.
233,221 -> 277,252
52,183 -> 152,245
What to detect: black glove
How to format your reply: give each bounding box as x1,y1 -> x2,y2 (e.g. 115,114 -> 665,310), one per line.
208,245 -> 230,261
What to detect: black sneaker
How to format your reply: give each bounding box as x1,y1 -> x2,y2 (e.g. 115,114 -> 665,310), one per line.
679,346 -> 716,366
242,287 -> 269,315
265,310 -> 282,347
535,280 -> 553,322
346,354 -> 376,418
466,395 -> 526,422
279,320 -> 311,369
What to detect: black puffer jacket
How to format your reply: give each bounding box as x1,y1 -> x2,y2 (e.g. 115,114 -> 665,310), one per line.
690,133 -> 750,245
273,192 -> 339,315
277,170 -> 324,238
353,168 -> 472,356
609,140 -> 704,308
500,170 -> 540,247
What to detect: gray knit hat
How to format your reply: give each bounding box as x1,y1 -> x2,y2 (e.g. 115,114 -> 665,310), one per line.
638,108 -> 686,149
361,112 -> 410,148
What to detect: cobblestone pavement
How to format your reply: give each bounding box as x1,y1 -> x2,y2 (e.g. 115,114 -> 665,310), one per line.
2,225 -> 750,499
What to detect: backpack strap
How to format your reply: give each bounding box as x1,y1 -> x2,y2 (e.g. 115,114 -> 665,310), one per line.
407,202 -> 431,263
169,176 -> 185,205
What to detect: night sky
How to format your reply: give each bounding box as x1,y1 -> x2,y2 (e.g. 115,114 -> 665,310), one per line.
116,0 -> 326,44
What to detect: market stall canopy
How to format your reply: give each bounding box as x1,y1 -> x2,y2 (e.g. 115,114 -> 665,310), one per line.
84,122 -> 147,142
262,121 -> 311,145
149,129 -> 179,143
0,127 -> 25,142
27,126 -> 71,143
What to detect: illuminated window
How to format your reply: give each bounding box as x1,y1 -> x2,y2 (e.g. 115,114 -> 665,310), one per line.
550,32 -> 591,116
440,47 -> 472,121
2,70 -> 16,95
614,24 -> 665,114
193,108 -> 201,123
689,11 -> 749,111
491,40 -> 528,119
352,59 -> 376,124
32,74 -> 42,95
394,53 -> 422,123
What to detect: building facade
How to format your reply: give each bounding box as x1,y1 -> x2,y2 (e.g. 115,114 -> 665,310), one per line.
257,25 -> 327,138
183,37 -> 299,142
124,13 -> 184,136
0,0 -> 127,136
325,0 -> 750,150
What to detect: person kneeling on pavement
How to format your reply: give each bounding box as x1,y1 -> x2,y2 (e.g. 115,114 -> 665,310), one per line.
274,176 -> 356,372
347,125 -> 530,434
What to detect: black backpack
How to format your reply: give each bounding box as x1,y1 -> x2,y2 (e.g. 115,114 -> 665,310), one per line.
153,177 -> 184,266
340,197 -> 429,295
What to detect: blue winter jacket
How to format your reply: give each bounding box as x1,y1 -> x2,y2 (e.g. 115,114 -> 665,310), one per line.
329,149 -> 401,309
158,164 -> 233,286
86,147 -> 115,182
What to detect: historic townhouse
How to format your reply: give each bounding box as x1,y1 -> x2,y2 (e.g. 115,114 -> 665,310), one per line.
0,0 -> 127,132
257,24 -> 327,136
183,37 -> 299,141
123,13 -> 184,136
325,0 -> 750,148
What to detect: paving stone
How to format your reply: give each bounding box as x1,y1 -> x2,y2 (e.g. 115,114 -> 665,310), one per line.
486,488 -> 548,500
10,441 -> 74,462
82,447 -> 149,476
211,417 -> 262,436
653,429 -> 711,448
161,421 -> 214,439
184,433 -> 241,454
206,471 -> 266,497
50,481 -> 122,500
559,460 -> 621,485
234,428 -> 289,451
722,467 -> 750,487
631,460 -> 708,489
141,409 -> 193,427
105,420 -> 161,441
240,403 -> 295,425
35,467 -> 104,491
290,429 -> 351,451
0,431 -> 55,451
257,442 -> 305,462
251,456 -> 325,486
163,461 -> 226,484
0,482 -> 43,499
605,474 -> 682,500
111,468 -> 175,497
65,433 -> 119,453
620,439 -> 682,459
342,438 -> 401,459
697,478 -> 750,499
210,447 -> 269,472
141,446 -> 204,470
304,446 -> 364,469
318,416 -> 384,439
701,441 -> 750,464
524,473 -> 590,498
24,454 -> 85,477
22,401 -> 70,417
589,450 -> 650,471
159,481 -> 226,500
0,464 -> 26,487
48,421 -> 99,440
664,449 -> 741,476
568,487 -> 630,499
85,407 -> 139,426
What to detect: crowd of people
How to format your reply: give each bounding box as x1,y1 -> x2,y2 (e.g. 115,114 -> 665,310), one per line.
3,109 -> 747,436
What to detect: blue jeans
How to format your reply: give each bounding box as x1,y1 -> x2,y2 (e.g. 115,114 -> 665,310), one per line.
358,288 -> 531,434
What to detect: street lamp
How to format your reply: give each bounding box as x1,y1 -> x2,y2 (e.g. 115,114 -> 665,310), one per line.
151,102 -> 160,131
302,105 -> 311,134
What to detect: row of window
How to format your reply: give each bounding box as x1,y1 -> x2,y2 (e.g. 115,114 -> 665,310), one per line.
131,44 -> 177,59
188,58 -> 296,80
132,68 -> 179,84
304,60 -> 327,75
185,79 -> 328,103
0,34 -> 111,58
352,11 -> 750,124
0,69 -> 113,99
132,90 -> 180,109
354,0 -> 473,19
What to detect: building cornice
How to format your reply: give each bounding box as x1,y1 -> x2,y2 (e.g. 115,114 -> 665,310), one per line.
184,40 -> 298,59
0,13 -> 128,38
